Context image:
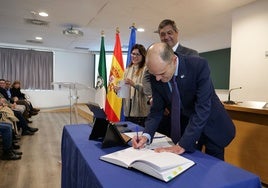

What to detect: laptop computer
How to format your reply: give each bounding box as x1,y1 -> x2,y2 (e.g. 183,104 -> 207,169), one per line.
87,102 -> 132,145
87,102 -> 106,119
102,123 -> 131,148
87,102 -> 108,140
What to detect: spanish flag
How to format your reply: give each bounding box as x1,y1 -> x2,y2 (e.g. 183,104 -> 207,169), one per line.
105,29 -> 124,122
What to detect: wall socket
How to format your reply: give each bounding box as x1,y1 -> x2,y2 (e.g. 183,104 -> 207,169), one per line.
265,51 -> 268,58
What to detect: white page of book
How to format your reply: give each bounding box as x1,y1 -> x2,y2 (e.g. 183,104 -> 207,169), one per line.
101,147 -> 191,170
131,151 -> 192,171
100,146 -> 195,182
124,132 -> 174,149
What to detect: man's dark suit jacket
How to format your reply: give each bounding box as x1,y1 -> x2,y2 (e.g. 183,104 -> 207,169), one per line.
143,54 -> 235,152
0,88 -> 10,101
143,44 -> 198,97
10,87 -> 26,100
175,44 -> 199,56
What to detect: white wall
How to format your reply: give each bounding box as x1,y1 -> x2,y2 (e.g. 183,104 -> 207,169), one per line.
14,0 -> 268,107
230,0 -> 268,102
54,51 -> 94,86
23,50 -> 96,108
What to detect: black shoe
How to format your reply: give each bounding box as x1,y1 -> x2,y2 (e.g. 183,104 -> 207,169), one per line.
26,119 -> 33,123
28,127 -> 38,132
22,130 -> 34,136
1,150 -> 21,160
12,150 -> 23,155
13,136 -> 21,141
30,111 -> 38,116
12,143 -> 20,150
32,108 -> 40,112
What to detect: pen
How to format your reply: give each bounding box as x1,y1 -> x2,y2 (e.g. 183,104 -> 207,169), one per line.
153,136 -> 166,139
136,126 -> 139,143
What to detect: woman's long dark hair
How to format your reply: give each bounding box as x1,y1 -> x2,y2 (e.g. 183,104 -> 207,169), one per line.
11,80 -> 21,89
128,44 -> 146,76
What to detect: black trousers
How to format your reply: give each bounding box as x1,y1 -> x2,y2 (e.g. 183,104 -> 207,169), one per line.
13,110 -> 29,131
196,134 -> 225,161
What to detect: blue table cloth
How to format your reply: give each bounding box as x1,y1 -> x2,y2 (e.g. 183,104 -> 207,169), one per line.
61,124 -> 261,188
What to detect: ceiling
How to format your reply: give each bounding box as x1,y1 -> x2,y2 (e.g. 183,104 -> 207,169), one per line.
0,0 -> 257,53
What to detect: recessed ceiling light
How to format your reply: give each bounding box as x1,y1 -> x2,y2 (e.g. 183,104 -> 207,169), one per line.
39,12 -> 48,17
137,28 -> 145,32
35,36 -> 43,40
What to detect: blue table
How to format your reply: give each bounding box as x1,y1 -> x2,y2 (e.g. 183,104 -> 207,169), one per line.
61,124 -> 261,188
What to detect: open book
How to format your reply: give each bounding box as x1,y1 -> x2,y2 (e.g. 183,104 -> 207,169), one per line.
124,132 -> 174,150
100,147 -> 195,182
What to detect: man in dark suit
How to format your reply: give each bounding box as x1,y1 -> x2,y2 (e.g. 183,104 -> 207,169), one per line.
143,19 -> 199,133
144,19 -> 198,98
133,43 -> 235,160
158,19 -> 198,56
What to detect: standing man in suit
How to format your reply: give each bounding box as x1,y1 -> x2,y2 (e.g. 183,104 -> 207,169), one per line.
143,19 -> 199,135
144,19 -> 199,98
158,19 -> 198,56
133,43 -> 235,160
144,19 -> 198,98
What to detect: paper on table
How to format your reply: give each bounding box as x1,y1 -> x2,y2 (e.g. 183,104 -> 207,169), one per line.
117,80 -> 130,98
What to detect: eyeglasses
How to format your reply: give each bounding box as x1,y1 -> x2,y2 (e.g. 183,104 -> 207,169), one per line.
131,53 -> 141,56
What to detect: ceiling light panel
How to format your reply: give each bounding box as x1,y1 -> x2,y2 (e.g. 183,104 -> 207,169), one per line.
39,12 -> 48,17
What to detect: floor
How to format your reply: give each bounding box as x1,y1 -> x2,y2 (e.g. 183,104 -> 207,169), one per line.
0,110 -> 267,188
0,111 -> 89,188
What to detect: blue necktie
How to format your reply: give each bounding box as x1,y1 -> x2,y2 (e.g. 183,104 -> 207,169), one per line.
170,76 -> 181,144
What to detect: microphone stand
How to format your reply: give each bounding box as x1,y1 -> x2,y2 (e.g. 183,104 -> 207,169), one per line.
223,87 -> 242,104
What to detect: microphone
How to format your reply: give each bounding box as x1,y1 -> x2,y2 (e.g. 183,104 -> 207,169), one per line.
223,87 -> 242,104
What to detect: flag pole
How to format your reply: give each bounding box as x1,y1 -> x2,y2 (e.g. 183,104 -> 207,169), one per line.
130,22 -> 136,29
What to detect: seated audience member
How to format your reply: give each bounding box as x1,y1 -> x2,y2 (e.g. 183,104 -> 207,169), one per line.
0,79 -> 15,103
0,122 -> 22,160
10,80 -> 40,116
0,101 -> 23,160
0,97 -> 38,136
5,80 -> 12,99
0,98 -> 22,149
0,79 -> 30,122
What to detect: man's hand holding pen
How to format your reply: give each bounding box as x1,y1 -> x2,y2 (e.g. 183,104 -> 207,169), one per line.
132,135 -> 148,149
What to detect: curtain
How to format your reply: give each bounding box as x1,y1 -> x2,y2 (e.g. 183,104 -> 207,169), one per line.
0,48 -> 53,89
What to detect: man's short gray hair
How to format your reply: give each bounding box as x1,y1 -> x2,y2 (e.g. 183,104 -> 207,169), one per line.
158,19 -> 179,33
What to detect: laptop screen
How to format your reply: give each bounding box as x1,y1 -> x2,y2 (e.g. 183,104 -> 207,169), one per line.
86,102 -> 106,119
87,102 -> 108,140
